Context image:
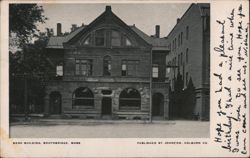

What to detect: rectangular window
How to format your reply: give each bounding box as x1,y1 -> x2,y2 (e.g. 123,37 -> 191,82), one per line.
56,65 -> 63,76
180,53 -> 183,65
95,30 -> 105,46
111,31 -> 121,46
174,38 -> 177,50
178,34 -> 180,47
172,40 -> 174,51
186,48 -> 189,63
121,60 -> 139,76
75,59 -> 92,76
178,54 -> 180,67
181,32 -> 183,45
186,26 -> 189,40
121,61 -> 127,76
152,65 -> 159,78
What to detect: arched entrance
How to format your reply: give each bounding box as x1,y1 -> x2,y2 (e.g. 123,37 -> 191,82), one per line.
152,93 -> 164,116
49,91 -> 61,114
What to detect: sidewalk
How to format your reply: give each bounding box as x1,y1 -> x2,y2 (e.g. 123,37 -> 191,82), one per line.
10,117 -> 177,126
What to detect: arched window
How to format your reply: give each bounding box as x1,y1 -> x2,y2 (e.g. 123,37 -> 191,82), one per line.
72,87 -> 94,107
119,88 -> 141,110
125,37 -> 132,46
83,35 -> 91,45
103,55 -> 111,76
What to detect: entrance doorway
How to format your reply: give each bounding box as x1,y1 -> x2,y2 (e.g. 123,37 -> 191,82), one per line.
49,91 -> 61,114
152,93 -> 164,116
102,97 -> 112,115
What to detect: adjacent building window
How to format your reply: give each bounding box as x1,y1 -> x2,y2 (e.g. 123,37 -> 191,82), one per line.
111,30 -> 121,46
180,52 -> 183,65
119,88 -> 141,110
172,40 -> 174,51
178,34 -> 180,47
181,32 -> 183,44
56,65 -> 63,76
121,60 -> 139,76
174,38 -> 177,50
103,56 -> 111,76
186,72 -> 189,86
186,26 -> 189,40
75,59 -> 92,76
152,64 -> 159,78
186,48 -> 189,63
72,87 -> 94,107
95,29 -> 105,46
178,54 -> 180,67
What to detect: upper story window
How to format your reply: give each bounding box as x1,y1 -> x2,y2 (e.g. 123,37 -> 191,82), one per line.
56,65 -> 63,77
174,38 -> 177,50
181,52 -> 183,65
75,59 -> 92,76
178,34 -> 180,47
181,32 -> 183,45
186,26 -> 189,40
121,60 -> 139,76
152,64 -> 159,78
103,56 -> 111,76
172,40 -> 174,51
111,30 -> 121,46
186,48 -> 189,63
95,29 -> 105,46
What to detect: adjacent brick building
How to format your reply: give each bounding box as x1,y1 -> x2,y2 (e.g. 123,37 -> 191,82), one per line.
45,6 -> 169,120
165,3 -> 210,120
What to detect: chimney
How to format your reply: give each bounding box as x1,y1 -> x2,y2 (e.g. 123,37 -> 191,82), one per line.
177,18 -> 181,24
106,6 -> 111,12
57,23 -> 62,36
155,25 -> 160,38
71,24 -> 77,32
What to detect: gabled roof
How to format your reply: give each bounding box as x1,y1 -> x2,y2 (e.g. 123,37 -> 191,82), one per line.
46,6 -> 169,51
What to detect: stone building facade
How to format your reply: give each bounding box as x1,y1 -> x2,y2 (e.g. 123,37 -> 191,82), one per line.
165,4 -> 210,120
45,6 -> 169,120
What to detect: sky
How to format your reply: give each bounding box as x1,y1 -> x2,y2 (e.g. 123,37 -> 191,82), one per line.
37,3 -> 191,38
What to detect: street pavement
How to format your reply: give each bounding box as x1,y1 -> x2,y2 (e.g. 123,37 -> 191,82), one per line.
10,119 -> 210,138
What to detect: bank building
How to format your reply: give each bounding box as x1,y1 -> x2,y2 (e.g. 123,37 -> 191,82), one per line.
45,4 -> 210,120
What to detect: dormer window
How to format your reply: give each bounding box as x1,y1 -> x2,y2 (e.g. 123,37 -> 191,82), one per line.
95,29 -> 105,46
111,30 -> 121,46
